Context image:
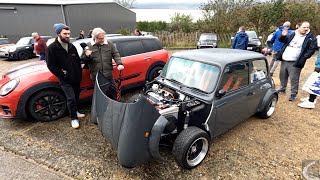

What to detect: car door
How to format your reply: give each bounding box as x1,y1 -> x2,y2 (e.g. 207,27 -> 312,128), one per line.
213,61 -> 252,137
247,59 -> 269,115
113,40 -> 149,87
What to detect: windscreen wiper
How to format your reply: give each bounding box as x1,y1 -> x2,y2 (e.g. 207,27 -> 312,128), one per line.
180,85 -> 208,94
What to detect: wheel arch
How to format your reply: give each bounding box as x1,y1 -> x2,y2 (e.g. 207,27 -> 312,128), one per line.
16,82 -> 63,119
256,89 -> 278,113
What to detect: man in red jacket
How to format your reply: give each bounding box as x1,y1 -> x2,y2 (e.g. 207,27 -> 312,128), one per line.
31,32 -> 47,60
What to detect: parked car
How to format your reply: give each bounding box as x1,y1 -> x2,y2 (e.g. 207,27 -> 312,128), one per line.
0,38 -> 14,48
91,48 -> 278,169
0,36 -> 51,60
231,31 -> 262,52
0,36 -> 168,121
196,33 -> 218,48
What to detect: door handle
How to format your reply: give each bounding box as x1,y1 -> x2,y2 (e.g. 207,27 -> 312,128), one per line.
247,92 -> 255,96
144,56 -> 152,60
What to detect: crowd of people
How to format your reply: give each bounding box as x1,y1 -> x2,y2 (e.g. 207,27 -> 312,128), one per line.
232,21 -> 319,110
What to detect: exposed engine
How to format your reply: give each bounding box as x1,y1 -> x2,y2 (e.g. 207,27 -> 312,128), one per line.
144,83 -> 205,133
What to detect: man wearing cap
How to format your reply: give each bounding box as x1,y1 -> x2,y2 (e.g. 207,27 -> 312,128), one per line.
32,32 -> 47,60
46,23 -> 85,129
81,27 -> 124,100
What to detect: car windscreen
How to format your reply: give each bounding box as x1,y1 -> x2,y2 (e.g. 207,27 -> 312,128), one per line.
161,57 -> 220,93
16,38 -> 32,45
246,31 -> 258,39
0,39 -> 11,44
199,34 -> 217,41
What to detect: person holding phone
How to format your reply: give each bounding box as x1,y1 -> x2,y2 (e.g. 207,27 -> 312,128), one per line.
81,27 -> 124,100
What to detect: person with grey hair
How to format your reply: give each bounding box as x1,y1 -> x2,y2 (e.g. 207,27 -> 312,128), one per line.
269,21 -> 292,76
276,21 -> 317,101
81,27 -> 124,100
31,32 -> 47,60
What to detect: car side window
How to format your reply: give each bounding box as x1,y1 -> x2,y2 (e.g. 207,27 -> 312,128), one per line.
142,39 -> 162,52
118,40 -> 146,57
250,59 -> 267,83
219,62 -> 249,92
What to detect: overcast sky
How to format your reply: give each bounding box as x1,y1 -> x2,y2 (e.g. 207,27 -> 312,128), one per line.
133,0 -> 207,9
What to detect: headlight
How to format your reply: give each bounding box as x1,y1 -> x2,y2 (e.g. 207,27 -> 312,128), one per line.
8,47 -> 16,52
256,41 -> 261,46
0,79 -> 19,96
197,42 -> 200,45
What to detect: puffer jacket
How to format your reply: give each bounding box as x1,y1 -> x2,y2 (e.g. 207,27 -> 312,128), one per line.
82,40 -> 122,80
46,38 -> 82,84
232,31 -> 249,50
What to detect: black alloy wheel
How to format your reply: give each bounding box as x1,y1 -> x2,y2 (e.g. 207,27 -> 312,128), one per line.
18,51 -> 30,60
28,90 -> 67,121
148,66 -> 163,82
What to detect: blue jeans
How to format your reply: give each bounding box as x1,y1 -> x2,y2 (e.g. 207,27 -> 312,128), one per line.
39,53 -> 45,60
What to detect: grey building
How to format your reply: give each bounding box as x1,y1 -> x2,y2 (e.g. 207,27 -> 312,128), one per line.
0,1 -> 136,42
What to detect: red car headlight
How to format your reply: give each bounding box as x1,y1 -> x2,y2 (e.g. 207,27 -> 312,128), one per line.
0,79 -> 19,96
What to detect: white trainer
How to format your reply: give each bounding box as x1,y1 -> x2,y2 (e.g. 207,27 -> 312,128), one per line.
300,97 -> 317,104
71,119 -> 80,129
298,100 -> 315,109
77,111 -> 85,118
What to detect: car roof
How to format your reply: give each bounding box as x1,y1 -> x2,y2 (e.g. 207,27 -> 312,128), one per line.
172,48 -> 266,66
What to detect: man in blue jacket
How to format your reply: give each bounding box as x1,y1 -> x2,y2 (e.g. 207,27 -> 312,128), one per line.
232,26 -> 249,50
277,21 -> 317,101
269,21 -> 292,76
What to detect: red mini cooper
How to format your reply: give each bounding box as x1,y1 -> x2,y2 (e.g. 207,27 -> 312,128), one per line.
0,36 -> 169,121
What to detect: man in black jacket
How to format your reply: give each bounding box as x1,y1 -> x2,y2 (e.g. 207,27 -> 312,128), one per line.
46,23 -> 84,129
276,21 -> 317,101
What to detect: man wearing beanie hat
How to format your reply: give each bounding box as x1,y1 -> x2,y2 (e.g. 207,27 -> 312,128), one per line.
46,23 -> 85,129
81,27 -> 124,100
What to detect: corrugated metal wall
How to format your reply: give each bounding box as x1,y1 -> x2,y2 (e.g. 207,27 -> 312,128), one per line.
0,4 -> 63,42
65,3 -> 136,37
0,3 -> 136,43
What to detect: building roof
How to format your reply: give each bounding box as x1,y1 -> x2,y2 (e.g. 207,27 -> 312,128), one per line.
0,0 -> 115,5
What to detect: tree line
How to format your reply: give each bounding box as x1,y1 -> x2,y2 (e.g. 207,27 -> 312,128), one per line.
135,0 -> 320,36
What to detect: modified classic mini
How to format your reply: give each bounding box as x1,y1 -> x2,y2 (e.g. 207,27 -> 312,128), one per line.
91,48 -> 278,169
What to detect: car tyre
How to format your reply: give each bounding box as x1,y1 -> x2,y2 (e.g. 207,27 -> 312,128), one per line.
18,51 -> 30,60
257,94 -> 277,119
172,126 -> 210,169
28,90 -> 67,122
147,66 -> 163,82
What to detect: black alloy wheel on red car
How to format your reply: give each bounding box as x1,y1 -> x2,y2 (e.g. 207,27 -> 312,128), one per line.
27,90 -> 67,121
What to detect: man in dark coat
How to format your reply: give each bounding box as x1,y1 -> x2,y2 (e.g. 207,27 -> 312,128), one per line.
276,21 -> 317,101
46,23 -> 85,129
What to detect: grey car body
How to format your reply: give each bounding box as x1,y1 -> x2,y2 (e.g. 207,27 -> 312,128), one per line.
197,33 -> 218,48
91,48 -> 278,169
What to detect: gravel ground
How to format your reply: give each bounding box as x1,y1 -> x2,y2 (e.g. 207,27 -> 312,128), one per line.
0,51 -> 319,179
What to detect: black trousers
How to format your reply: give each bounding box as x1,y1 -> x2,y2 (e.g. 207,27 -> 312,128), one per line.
309,94 -> 317,102
60,82 -> 80,120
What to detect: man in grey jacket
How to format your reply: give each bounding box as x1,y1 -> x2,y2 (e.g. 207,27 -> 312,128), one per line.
82,27 -> 124,100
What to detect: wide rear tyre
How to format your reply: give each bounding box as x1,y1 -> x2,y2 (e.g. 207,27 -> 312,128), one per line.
172,126 -> 210,169
257,94 -> 277,119
28,90 -> 67,121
